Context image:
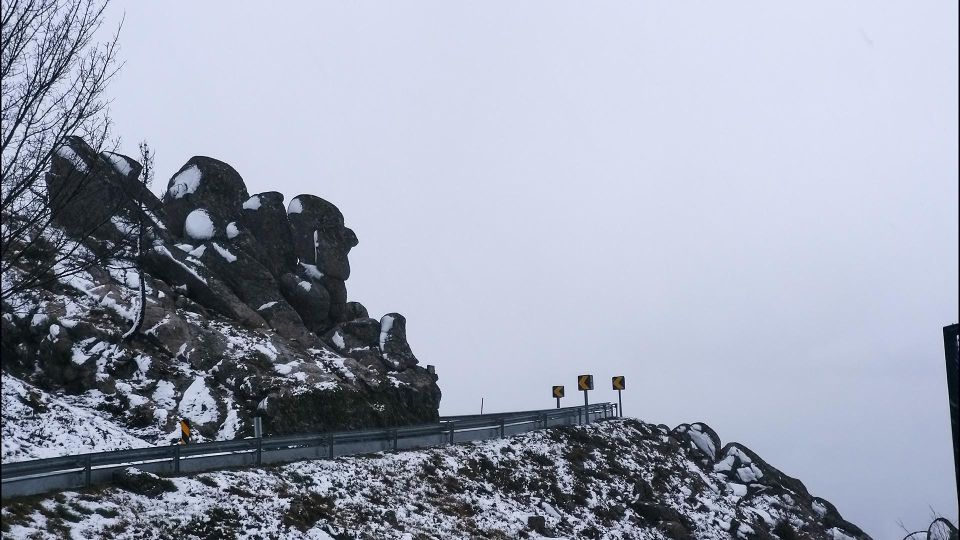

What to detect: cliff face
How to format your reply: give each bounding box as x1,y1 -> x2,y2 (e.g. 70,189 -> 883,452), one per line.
1,137 -> 440,451
0,419 -> 872,539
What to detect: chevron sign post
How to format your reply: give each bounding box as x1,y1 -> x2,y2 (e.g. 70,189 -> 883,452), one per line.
612,376 -> 625,417
578,374 -> 594,423
552,385 -> 565,409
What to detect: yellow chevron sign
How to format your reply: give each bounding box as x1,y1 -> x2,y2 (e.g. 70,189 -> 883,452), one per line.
552,386 -> 564,398
612,376 -> 625,391
577,374 -> 594,391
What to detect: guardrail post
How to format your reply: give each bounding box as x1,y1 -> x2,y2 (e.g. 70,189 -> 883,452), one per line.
392,429 -> 398,451
256,436 -> 263,466
328,433 -> 334,459
84,455 -> 92,487
174,444 -> 180,474
499,419 -> 505,438
448,423 -> 455,444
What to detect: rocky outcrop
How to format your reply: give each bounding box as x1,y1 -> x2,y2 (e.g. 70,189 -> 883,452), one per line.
20,137 -> 440,439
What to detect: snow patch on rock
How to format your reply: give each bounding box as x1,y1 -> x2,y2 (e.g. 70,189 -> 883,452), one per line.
168,165 -> 202,199
184,210 -> 215,241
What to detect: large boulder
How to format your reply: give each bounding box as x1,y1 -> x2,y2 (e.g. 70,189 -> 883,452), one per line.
278,272 -> 331,334
238,191 -> 297,278
195,239 -> 314,344
379,313 -> 419,370
162,157 -> 249,239
141,242 -> 266,329
46,137 -> 163,240
286,195 -> 357,280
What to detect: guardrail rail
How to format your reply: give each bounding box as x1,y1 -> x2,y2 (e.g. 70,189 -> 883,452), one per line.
1,402 -> 617,500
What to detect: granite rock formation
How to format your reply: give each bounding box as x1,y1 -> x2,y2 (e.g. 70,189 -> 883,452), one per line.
2,137 -> 440,443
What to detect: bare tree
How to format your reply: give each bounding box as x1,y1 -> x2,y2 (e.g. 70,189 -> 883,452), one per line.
1,0 -> 123,301
122,140 -> 152,340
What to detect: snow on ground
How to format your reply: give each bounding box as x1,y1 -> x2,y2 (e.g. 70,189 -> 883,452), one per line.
1,374 -> 150,462
0,419 -> 866,539
177,377 -> 219,425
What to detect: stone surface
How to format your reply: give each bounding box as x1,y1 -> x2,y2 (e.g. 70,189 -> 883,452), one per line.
286,195 -> 358,280
162,157 -> 249,238
239,191 -> 297,278
9,140 -> 441,443
379,313 -> 419,370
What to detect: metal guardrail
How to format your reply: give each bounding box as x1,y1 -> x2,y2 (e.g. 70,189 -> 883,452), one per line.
0,402 -> 616,500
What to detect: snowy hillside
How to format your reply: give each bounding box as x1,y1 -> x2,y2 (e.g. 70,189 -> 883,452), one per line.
0,418 -> 869,539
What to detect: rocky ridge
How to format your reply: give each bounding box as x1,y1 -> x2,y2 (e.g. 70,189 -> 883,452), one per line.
1,137 -> 440,451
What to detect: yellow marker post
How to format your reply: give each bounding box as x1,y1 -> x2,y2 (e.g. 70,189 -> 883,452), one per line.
612,376 -> 626,417
578,374 -> 594,423
552,385 -> 565,408
179,418 -> 191,445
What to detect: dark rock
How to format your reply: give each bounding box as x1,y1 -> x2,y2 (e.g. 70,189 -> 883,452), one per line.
342,301 -> 368,321
527,515 -> 546,533
162,156 -> 249,238
196,239 -> 313,343
238,191 -> 297,277
319,276 -> 347,304
113,467 -> 177,498
142,242 -> 266,329
379,313 -> 419,370
46,137 -> 164,240
286,195 -> 357,280
278,272 -> 331,334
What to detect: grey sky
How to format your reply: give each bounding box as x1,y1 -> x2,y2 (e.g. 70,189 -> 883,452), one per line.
100,2 -> 958,537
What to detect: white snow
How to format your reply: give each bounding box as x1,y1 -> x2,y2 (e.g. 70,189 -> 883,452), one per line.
211,242 -> 237,262
687,425 -> 716,459
153,245 -> 207,284
56,145 -> 88,173
226,222 -> 239,239
287,197 -> 303,214
177,377 -> 219,425
1,374 -> 150,461
242,195 -> 261,210
299,263 -> 324,280
257,301 -> 278,311
253,342 -> 278,361
379,315 -> 395,355
103,152 -> 133,176
331,331 -> 345,349
184,209 -> 215,241
298,280 -> 312,291
168,165 -> 202,199
152,381 -> 176,410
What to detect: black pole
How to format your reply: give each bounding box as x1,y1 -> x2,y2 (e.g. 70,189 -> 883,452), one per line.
618,389 -> 623,417
556,397 -> 560,409
583,390 -> 589,424
943,323 -> 959,517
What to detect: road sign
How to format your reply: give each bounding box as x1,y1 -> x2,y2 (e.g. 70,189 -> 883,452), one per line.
612,375 -> 626,417
552,386 -> 565,398
578,374 -> 594,391
179,418 -> 191,445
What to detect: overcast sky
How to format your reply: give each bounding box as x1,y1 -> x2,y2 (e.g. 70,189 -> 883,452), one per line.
99,2 -> 957,537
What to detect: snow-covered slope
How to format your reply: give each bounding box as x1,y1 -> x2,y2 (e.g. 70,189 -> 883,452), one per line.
1,374 -> 151,462
0,419 -> 869,539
